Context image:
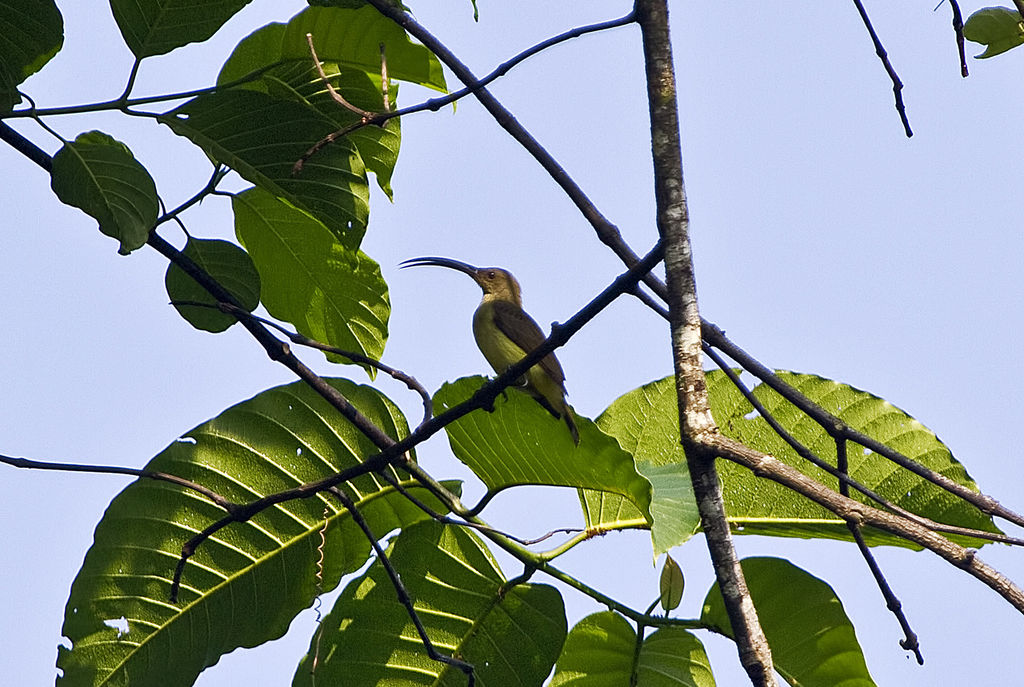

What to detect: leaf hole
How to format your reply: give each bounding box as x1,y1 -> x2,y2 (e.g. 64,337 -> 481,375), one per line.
175,436 -> 197,445
103,616 -> 129,638
743,409 -> 759,420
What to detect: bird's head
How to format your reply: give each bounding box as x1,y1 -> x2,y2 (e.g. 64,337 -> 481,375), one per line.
401,256 -> 523,305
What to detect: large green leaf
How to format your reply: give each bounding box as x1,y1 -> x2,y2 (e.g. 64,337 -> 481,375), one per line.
434,376 -> 652,521
219,17 -> 402,198
57,379 -> 441,687
964,7 -> 1024,59
50,130 -> 158,255
160,89 -> 370,249
550,612 -> 715,687
164,237 -> 261,332
110,0 -> 252,58
218,6 -> 446,93
232,187 -> 389,373
701,557 -> 875,687
596,383 -> 701,555
612,373 -> 999,547
707,370 -> 1001,545
0,0 -> 63,112
294,521 -> 566,686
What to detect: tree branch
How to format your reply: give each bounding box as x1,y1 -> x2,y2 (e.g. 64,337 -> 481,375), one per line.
711,433 -> 1024,612
635,1 -> 775,685
852,0 -> 913,136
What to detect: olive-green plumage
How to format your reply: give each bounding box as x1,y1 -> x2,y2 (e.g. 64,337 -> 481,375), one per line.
401,257 -> 579,445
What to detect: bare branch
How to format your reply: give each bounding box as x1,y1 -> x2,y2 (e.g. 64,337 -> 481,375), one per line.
635,1 -> 774,684
852,0 -> 913,136
837,439 -> 924,665
945,0 -> 969,77
305,32 -> 372,119
0,453 -> 236,512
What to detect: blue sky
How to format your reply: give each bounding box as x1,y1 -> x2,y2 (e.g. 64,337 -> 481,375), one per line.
3,1 -> 1023,685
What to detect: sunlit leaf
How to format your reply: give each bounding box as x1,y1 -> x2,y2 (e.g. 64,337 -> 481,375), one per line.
57,379 -> 439,687
434,376 -> 652,521
294,521 -> 566,686
596,380 -> 702,553
660,553 -> 685,612
964,7 -> 1024,59
218,6 -> 445,92
706,370 -> 1001,546
232,187 -> 388,373
551,612 -> 715,687
701,557 -> 875,687
219,17 -> 402,198
605,373 -> 1000,547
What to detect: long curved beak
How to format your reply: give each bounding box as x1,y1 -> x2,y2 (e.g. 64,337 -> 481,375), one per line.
399,256 -> 479,276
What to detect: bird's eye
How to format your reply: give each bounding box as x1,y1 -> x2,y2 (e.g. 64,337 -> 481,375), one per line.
487,270 -> 496,279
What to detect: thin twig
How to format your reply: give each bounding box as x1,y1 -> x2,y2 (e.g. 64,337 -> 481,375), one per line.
380,43 -> 390,113
294,10 -> 637,174
852,0 -> 913,137
155,164 -> 228,228
194,301 -> 434,427
306,33 -> 372,119
947,0 -> 969,77
378,471 -> 582,546
837,439 -> 924,665
6,62 -> 287,119
0,453 -> 237,512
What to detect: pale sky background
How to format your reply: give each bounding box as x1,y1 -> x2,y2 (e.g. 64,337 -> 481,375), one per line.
3,1 -> 1024,685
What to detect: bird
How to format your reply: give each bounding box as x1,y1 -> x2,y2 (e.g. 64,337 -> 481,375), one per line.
401,256 -> 579,445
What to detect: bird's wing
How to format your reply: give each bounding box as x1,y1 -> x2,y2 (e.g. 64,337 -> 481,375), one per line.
491,300 -> 566,385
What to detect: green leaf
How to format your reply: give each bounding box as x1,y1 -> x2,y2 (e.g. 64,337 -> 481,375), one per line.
57,378 -> 439,687
164,237 -> 261,332
294,521 -> 566,686
232,187 -> 389,373
964,7 -> 1024,58
660,553 -> 685,612
160,89 -> 370,249
705,370 -> 1001,546
218,14 -> 402,198
110,0 -> 253,58
701,557 -> 875,687
550,612 -> 715,687
612,373 -> 1000,547
50,130 -> 158,254
434,376 -> 652,521
218,6 -> 445,93
595,379 -> 701,554
0,0 -> 63,112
